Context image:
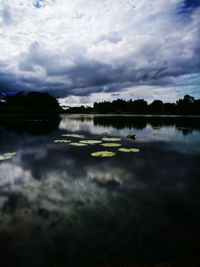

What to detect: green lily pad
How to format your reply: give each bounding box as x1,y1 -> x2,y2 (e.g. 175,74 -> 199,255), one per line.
80,140 -> 102,145
62,134 -> 85,139
0,152 -> 17,161
101,143 -> 122,147
91,151 -> 116,157
69,142 -> 88,147
54,139 -> 71,143
102,137 -> 121,142
118,148 -> 140,153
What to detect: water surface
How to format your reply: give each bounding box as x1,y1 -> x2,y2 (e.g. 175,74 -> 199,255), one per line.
0,115 -> 200,267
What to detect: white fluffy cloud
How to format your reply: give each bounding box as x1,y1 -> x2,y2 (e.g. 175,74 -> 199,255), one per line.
0,0 -> 199,103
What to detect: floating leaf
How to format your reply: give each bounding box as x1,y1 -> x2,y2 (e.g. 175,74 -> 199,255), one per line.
62,134 -> 85,139
91,151 -> 116,157
80,140 -> 102,145
54,139 -> 71,143
69,142 -> 88,147
101,143 -> 122,147
0,152 -> 17,161
102,137 -> 121,142
118,148 -> 140,153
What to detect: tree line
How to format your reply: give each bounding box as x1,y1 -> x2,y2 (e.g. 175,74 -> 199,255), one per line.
66,95 -> 200,115
0,91 -> 61,114
1,92 -> 200,115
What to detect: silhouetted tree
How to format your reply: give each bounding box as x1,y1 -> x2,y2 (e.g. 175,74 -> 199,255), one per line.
126,99 -> 147,113
148,100 -> 164,113
176,95 -> 195,114
1,91 -> 61,114
163,103 -> 176,114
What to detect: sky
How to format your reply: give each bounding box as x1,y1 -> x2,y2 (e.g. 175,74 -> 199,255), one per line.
0,0 -> 200,106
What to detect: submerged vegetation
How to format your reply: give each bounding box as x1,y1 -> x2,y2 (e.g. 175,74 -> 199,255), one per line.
65,95 -> 200,115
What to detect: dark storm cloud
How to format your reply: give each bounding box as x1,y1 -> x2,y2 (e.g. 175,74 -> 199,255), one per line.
0,72 -> 20,91
16,36 -> 199,98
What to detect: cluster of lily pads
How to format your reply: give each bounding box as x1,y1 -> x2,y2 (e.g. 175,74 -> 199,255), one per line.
54,134 -> 140,158
0,152 -> 17,161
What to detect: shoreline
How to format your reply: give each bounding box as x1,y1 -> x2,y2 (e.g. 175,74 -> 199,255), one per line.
61,113 -> 200,117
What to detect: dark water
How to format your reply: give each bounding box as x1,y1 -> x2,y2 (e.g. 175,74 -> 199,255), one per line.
0,115 -> 200,267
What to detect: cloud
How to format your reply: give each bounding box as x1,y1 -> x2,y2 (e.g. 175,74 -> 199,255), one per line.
0,2 -> 13,25
59,83 -> 200,107
0,0 -> 199,102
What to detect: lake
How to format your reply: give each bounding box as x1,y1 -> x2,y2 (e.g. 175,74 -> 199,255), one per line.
0,114 -> 200,267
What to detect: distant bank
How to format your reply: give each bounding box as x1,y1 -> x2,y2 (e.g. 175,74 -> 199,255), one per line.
1,92 -> 200,115
64,95 -> 200,115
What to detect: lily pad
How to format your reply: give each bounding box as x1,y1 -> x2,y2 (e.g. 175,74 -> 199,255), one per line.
101,143 -> 122,147
91,151 -> 116,157
62,134 -> 85,139
118,148 -> 140,153
54,139 -> 71,143
102,137 -> 121,142
80,140 -> 102,145
69,142 -> 88,147
0,152 -> 17,161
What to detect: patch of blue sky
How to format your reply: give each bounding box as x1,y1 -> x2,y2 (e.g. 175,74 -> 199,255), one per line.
177,0 -> 200,14
33,0 -> 45,9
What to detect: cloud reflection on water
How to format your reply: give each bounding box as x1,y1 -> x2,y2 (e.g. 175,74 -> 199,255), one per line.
0,115 -> 200,266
